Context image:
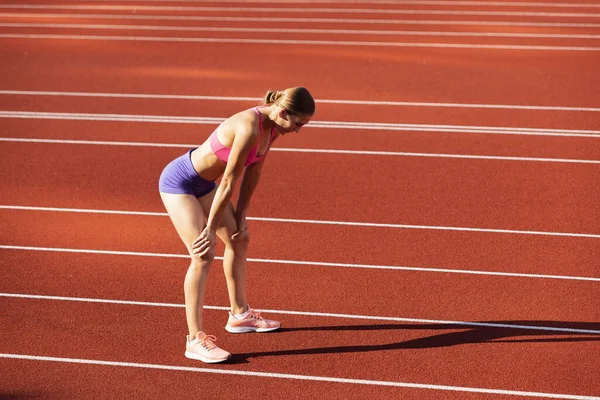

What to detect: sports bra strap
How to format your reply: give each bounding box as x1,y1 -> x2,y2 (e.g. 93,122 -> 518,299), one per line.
254,107 -> 263,135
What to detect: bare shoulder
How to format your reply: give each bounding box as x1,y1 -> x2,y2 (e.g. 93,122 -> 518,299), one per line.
225,108 -> 260,141
213,108 -> 260,152
234,108 -> 260,132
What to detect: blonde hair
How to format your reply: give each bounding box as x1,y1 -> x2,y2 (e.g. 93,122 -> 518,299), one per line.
263,87 -> 315,116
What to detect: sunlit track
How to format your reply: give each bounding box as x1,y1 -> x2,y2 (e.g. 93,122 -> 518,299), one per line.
3,33 -> 599,50
2,137 -> 599,164
2,205 -> 599,239
66,0 -> 600,7
3,23 -> 600,39
2,245 -> 599,281
1,90 -> 598,111
2,5 -> 600,18
2,354 -> 599,399
2,12 -> 599,27
2,0 -> 599,397
2,292 -> 600,333
2,112 -> 599,137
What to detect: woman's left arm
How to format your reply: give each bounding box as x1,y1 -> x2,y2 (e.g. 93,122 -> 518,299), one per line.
232,158 -> 265,240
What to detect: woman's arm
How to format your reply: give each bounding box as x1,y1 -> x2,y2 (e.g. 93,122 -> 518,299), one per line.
228,158 -> 265,241
235,157 -> 265,221
207,125 -> 256,230
192,119 -> 257,256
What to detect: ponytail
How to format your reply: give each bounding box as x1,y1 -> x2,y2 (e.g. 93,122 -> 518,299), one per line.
264,90 -> 282,105
262,87 -> 315,116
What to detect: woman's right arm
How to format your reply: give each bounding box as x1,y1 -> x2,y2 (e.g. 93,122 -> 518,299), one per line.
192,118 -> 257,257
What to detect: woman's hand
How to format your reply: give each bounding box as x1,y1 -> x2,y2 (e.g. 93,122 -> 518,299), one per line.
231,216 -> 249,242
192,226 -> 217,257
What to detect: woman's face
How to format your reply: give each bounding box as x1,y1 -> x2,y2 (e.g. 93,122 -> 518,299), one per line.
276,108 -> 313,135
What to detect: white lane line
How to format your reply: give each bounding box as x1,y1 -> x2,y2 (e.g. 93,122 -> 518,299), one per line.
2,137 -> 599,164
0,205 -> 168,216
0,111 -> 223,124
2,12 -> 599,28
275,148 -> 600,164
1,354 -> 598,399
1,90 -> 598,112
67,0 -> 600,7
2,111 -> 599,138
2,292 -> 600,334
3,23 -> 600,39
1,34 -> 598,51
1,5 -> 600,18
1,245 -> 599,282
2,205 -> 600,239
0,137 -> 192,147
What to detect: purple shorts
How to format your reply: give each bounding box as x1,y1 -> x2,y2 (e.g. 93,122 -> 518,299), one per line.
159,149 -> 216,198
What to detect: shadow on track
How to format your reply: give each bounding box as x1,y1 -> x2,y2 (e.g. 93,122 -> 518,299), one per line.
230,321 -> 600,362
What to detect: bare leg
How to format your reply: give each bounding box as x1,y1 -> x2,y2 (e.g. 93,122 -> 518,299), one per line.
160,192 -> 213,338
198,192 -> 248,315
221,238 -> 249,314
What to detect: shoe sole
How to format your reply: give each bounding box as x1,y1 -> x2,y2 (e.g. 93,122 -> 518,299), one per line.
225,325 -> 281,333
185,351 -> 231,363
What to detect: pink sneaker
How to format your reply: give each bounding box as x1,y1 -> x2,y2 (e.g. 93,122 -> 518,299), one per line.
225,308 -> 281,333
185,332 -> 231,363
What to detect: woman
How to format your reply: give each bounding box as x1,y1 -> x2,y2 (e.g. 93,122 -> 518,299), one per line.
158,87 -> 315,363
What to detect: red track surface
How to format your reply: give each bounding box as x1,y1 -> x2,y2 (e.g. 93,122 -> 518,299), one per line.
1,1 -> 599,399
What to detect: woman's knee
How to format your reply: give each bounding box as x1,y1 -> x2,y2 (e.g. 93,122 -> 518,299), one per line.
189,248 -> 215,268
228,234 -> 250,254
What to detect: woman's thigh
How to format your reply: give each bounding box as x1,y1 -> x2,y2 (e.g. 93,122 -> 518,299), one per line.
160,192 -> 208,253
197,188 -> 240,246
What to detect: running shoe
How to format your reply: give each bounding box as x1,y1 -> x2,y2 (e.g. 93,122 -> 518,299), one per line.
185,331 -> 231,363
225,308 -> 281,333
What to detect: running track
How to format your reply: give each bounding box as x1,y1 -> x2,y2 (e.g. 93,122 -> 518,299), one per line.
1,1 -> 599,399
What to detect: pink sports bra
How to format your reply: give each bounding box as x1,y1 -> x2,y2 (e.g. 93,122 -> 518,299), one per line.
209,107 -> 276,166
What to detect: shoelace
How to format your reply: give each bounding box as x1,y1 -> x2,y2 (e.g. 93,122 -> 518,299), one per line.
198,335 -> 218,350
248,310 -> 264,321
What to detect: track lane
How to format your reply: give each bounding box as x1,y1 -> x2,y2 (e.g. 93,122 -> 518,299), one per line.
3,11 -> 600,37
3,2 -> 600,22
2,93 -> 600,131
0,142 -> 598,234
1,209 -> 599,278
1,296 -> 598,397
2,359 -> 494,400
2,119 -> 600,164
0,36 -> 598,107
3,24 -> 600,47
3,13 -> 600,35
1,241 -> 598,323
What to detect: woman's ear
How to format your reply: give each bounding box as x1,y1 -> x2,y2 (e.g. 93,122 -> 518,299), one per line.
278,107 -> 288,119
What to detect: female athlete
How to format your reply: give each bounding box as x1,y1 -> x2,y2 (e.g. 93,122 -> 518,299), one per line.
158,87 -> 315,363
